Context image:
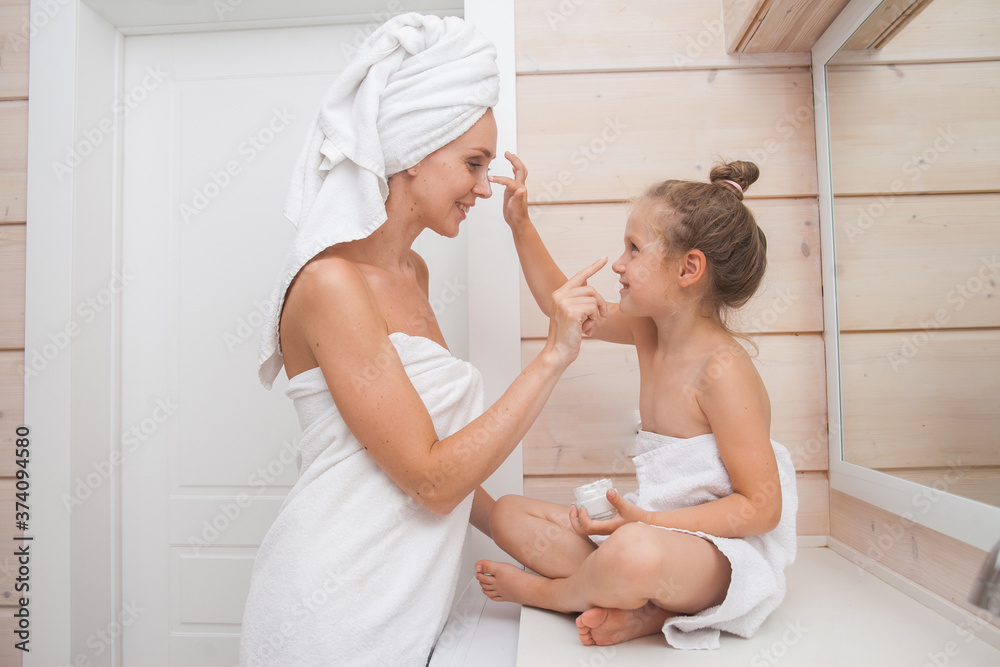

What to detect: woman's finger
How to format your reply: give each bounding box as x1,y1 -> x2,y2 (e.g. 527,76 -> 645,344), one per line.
556,285 -> 609,309
563,257 -> 608,289
557,305 -> 603,331
554,292 -> 609,322
595,290 -> 609,319
555,291 -> 604,306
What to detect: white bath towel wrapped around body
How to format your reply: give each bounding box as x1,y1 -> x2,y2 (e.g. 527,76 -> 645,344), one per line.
239,333 -> 484,667
624,430 -> 798,650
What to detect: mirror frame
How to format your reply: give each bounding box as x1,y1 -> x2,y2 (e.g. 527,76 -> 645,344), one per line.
812,0 -> 1000,551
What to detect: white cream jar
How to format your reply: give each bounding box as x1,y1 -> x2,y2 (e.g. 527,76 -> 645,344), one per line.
573,478 -> 618,521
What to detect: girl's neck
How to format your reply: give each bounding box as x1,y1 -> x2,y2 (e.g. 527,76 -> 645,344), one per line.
651,303 -> 726,354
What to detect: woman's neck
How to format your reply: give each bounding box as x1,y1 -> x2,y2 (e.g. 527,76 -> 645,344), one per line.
344,175 -> 432,273
338,214 -> 421,274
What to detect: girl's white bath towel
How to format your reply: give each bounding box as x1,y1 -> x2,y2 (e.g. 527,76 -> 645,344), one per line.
239,333 -> 484,666
626,431 -> 798,650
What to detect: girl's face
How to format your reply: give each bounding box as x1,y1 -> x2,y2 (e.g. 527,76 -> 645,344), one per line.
406,109 -> 497,237
612,203 -> 675,317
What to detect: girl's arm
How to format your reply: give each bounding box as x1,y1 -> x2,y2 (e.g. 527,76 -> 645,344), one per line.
283,255 -> 608,516
491,152 -> 644,346
689,347 -> 782,536
571,349 -> 782,539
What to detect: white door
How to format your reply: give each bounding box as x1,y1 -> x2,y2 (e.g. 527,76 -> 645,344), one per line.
119,22 -> 469,666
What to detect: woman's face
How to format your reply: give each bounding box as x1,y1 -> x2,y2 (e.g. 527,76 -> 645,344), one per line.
405,109 -> 497,237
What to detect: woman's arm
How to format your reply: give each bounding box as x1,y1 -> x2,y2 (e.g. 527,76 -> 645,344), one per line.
284,255 -> 607,516
571,349 -> 782,539
492,152 -> 645,346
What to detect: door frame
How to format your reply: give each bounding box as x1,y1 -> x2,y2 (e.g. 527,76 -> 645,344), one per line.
23,2 -> 519,665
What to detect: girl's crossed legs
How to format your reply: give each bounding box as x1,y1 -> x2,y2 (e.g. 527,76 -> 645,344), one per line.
477,495 -> 732,646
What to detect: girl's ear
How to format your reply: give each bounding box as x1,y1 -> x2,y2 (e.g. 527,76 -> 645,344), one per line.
677,249 -> 707,287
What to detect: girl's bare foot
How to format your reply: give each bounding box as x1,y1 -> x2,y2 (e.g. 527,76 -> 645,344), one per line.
475,560 -> 543,604
575,602 -> 672,646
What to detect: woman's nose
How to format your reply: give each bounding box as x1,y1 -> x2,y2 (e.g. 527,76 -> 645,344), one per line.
473,170 -> 492,198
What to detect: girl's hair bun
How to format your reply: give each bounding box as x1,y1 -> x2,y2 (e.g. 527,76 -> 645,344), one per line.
709,161 -> 760,200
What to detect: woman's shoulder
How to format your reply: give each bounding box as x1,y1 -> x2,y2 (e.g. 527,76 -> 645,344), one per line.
408,249 -> 429,292
279,254 -> 387,376
287,253 -> 378,317
297,252 -> 367,290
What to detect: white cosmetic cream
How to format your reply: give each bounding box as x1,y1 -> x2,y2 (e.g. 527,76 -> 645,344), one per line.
573,478 -> 618,521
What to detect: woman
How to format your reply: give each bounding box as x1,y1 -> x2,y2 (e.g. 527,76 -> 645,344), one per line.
239,14 -> 606,666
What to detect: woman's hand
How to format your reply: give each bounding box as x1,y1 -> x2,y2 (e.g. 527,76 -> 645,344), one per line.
569,489 -> 648,536
489,151 -> 531,230
545,258 -> 609,367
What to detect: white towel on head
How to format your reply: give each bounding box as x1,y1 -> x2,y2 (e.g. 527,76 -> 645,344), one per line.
258,12 -> 500,389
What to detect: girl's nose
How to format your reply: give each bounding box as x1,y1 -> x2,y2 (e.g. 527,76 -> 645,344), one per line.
611,253 -> 626,274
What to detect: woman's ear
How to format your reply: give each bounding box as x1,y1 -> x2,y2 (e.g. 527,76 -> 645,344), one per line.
386,164 -> 418,200
677,249 -> 707,287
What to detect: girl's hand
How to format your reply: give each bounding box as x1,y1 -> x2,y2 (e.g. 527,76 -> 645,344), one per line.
489,151 -> 530,230
569,489 -> 648,536
545,258 -> 609,367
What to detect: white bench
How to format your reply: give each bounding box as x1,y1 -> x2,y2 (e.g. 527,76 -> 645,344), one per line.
432,544 -> 1000,666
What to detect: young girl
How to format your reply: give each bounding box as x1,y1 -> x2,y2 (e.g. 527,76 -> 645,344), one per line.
475,154 -> 798,650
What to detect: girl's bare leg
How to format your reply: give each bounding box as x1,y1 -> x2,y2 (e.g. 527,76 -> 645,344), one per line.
489,494 -> 596,578
477,522 -> 730,617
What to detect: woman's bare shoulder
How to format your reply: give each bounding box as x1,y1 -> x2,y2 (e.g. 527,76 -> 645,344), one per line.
408,249 -> 429,292
281,254 -> 386,373
290,253 -> 373,305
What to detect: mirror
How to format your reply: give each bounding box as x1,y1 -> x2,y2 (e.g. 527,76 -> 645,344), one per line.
825,0 -> 1000,508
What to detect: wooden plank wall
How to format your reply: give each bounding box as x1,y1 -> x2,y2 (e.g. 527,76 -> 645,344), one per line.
842,0 -> 937,52
723,0 -> 853,54
0,0 -> 27,664
828,0 -> 1000,508
831,490 -> 1000,630
513,0 -> 828,536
